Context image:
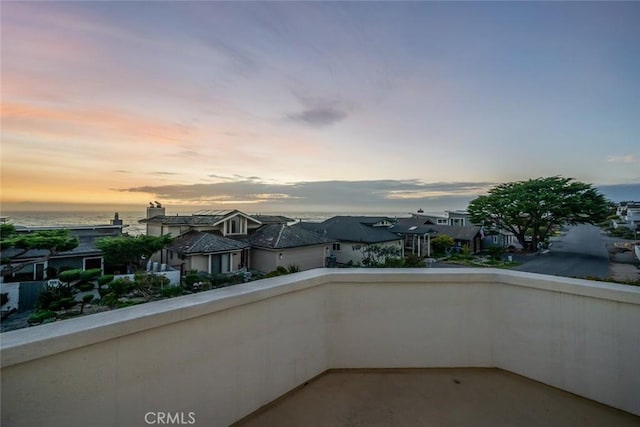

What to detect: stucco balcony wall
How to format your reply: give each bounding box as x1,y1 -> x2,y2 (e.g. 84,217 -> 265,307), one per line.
1,269 -> 639,427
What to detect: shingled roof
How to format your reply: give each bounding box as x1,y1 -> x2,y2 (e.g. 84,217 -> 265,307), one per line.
247,224 -> 335,249
139,210 -> 261,226
168,231 -> 249,255
391,223 -> 482,241
298,216 -> 402,244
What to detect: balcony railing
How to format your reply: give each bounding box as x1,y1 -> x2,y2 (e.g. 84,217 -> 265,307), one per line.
1,268 -> 639,426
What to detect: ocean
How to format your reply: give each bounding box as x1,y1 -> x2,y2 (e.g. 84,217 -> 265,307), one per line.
1,210 -> 427,236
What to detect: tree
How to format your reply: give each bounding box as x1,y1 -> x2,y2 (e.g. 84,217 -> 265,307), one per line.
95,234 -> 174,273
1,224 -> 79,277
468,176 -> 609,251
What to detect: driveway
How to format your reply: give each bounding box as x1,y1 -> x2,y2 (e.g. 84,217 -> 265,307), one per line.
512,224 -> 610,279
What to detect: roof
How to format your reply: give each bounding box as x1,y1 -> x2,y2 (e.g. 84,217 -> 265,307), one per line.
298,216 -> 402,244
167,231 -> 249,255
245,224 -> 335,249
391,223 -> 482,241
251,215 -> 293,225
140,210 -> 261,227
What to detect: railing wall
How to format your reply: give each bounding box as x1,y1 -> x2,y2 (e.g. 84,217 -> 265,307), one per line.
2,269 -> 639,427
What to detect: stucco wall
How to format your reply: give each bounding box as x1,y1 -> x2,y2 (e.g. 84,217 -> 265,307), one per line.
2,270 -> 639,427
249,248 -> 277,273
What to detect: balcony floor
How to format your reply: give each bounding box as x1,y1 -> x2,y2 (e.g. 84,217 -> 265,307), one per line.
235,368 -> 639,427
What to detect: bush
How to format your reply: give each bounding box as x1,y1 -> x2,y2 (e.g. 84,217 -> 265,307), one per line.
36,290 -> 56,310
82,294 -> 95,303
161,286 -> 184,298
108,278 -> 135,296
97,275 -> 114,286
28,310 -> 56,324
49,301 -> 63,311
137,274 -> 170,289
58,269 -> 82,283
79,269 -> 102,281
60,297 -> 78,310
76,282 -> 95,292
404,255 -> 424,267
487,246 -> 505,261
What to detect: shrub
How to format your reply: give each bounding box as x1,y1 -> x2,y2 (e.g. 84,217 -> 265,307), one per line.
49,301 -> 63,311
36,290 -> 56,310
161,286 -> 184,298
383,257 -> 405,268
58,269 -> 82,283
404,255 -> 424,267
97,275 -> 114,286
134,273 -> 170,290
28,310 -> 57,324
101,294 -> 121,307
183,271 -> 203,288
79,269 -> 102,281
108,278 -> 135,297
60,297 -> 78,310
76,282 -> 95,292
82,294 -> 95,303
487,246 -> 505,261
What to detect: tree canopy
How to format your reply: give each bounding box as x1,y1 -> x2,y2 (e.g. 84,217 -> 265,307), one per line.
1,224 -> 79,276
467,176 -> 609,250
95,234 -> 174,273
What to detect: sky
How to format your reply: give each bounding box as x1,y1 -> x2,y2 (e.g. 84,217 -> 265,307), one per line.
1,1 -> 639,214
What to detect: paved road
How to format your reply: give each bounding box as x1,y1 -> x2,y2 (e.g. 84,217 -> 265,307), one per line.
512,224 -> 610,279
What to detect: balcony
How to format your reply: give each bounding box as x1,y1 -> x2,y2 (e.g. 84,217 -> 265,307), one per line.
1,269 -> 639,426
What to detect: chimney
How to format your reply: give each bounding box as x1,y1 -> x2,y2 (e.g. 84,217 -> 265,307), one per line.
111,212 -> 123,226
146,202 -> 166,219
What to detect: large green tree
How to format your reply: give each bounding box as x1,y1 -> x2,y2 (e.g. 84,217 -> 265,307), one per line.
1,224 -> 79,276
95,234 -> 174,273
468,176 -> 609,250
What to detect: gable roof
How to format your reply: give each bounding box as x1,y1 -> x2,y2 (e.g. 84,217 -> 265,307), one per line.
167,231 -> 249,255
140,209 -> 262,227
241,224 -> 335,249
298,216 -> 402,244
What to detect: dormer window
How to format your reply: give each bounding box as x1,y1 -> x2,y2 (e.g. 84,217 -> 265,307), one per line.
225,216 -> 246,235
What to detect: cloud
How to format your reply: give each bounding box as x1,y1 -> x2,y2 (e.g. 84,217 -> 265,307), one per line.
287,106 -> 348,127
118,178 -> 494,210
149,172 -> 179,176
607,154 -> 638,164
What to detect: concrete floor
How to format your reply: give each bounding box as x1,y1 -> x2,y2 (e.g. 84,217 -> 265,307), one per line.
235,368 -> 639,427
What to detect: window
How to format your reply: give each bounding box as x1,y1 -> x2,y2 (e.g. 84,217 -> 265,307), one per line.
493,236 -> 499,244
332,243 -> 341,251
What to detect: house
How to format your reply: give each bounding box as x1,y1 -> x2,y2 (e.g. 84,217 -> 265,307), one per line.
165,231 -> 250,276
298,216 -> 404,265
238,224 -> 335,273
140,206 -> 263,238
1,213 -> 126,283
140,205 -> 263,267
392,217 -> 484,254
141,206 -> 332,275
616,202 -> 640,230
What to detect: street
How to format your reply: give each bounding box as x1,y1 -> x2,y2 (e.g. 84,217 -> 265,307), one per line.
512,224 -> 610,279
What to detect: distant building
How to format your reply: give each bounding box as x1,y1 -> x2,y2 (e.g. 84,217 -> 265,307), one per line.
1,213 -> 126,283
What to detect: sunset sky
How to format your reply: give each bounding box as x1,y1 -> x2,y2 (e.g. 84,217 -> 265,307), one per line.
2,2 -> 639,213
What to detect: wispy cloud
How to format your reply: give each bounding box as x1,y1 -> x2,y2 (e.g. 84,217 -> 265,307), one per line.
287,107 -> 348,127
607,154 -> 638,164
